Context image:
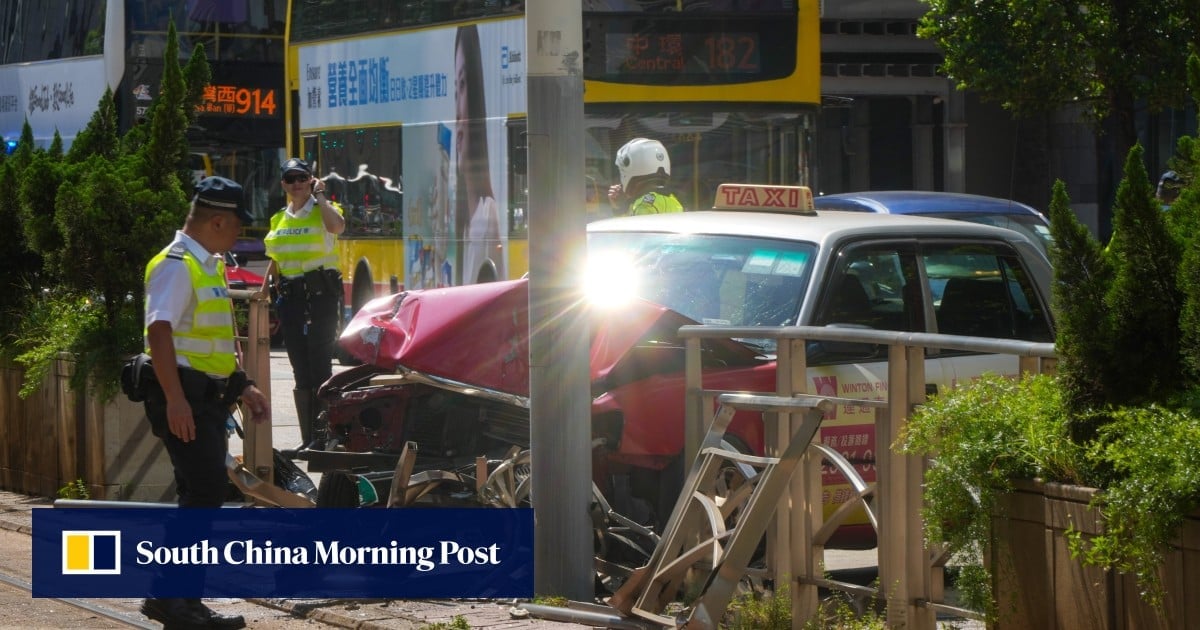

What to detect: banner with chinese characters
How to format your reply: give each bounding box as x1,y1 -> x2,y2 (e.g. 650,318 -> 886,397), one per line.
0,57 -> 108,148
295,18 -> 526,130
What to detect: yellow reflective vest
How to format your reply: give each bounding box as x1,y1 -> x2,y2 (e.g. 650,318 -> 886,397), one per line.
264,202 -> 342,277
144,243 -> 237,378
629,191 -> 683,216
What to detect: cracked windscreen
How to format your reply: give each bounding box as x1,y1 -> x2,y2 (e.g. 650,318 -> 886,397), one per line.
586,232 -> 816,352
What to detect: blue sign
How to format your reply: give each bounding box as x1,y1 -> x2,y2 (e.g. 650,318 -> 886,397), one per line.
34,508 -> 534,598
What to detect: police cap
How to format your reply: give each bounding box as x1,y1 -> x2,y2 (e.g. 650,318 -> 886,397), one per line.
281,157 -> 311,177
194,176 -> 251,223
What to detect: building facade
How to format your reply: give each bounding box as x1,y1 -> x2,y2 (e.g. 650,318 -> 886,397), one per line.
0,0 -> 288,228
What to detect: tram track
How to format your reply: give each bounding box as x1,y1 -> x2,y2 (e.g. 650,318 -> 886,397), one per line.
0,568 -> 157,628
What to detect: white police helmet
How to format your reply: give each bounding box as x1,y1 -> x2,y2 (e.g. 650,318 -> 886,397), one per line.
615,138 -> 670,189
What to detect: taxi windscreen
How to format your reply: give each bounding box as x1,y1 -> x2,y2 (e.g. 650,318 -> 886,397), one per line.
586,232 -> 817,336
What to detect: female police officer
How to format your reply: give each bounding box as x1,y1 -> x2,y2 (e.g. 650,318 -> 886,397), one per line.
263,158 -> 345,451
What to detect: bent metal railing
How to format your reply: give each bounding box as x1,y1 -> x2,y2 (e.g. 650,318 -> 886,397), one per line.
661,325 -> 1058,628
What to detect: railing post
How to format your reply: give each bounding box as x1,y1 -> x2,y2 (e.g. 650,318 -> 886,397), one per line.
777,337 -> 819,622
684,336 -> 703,475
237,290 -> 273,488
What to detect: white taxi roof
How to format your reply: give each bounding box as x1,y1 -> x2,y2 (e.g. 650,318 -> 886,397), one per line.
587,208 -> 1038,250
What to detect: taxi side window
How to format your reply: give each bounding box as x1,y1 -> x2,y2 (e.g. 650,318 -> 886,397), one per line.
816,244 -> 923,332
923,244 -> 1052,342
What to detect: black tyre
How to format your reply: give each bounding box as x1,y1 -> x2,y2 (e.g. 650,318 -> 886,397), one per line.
315,471 -> 360,507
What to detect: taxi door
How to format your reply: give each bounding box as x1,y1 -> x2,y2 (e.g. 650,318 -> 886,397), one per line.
806,239 -> 945,539
921,241 -> 1055,390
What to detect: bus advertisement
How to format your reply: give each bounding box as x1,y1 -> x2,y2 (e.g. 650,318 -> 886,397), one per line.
285,1 -> 819,317
295,18 -> 525,302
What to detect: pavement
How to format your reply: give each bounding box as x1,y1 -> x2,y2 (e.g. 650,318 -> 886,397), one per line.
0,350 -> 902,629
0,350 -> 596,629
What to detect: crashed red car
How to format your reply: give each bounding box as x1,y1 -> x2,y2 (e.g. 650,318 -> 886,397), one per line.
312,191 -> 1055,550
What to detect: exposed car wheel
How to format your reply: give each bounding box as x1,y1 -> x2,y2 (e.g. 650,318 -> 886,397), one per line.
315,471 -> 360,507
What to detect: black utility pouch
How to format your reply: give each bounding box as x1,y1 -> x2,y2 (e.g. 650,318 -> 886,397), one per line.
324,268 -> 342,293
303,268 -> 326,297
120,353 -> 154,403
222,370 -> 248,406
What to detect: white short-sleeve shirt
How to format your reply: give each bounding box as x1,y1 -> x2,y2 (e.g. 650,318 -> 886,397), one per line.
144,230 -> 222,338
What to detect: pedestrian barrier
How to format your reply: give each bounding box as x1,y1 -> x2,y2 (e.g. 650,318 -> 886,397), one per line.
669,324 -> 1056,628
611,392 -> 878,628
527,324 -> 1056,628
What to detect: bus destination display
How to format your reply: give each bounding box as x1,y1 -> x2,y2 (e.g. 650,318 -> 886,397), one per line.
605,31 -> 761,76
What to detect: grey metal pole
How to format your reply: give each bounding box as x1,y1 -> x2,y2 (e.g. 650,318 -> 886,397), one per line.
525,0 -> 592,600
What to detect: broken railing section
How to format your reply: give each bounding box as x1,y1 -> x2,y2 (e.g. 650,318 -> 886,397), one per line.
609,393 -> 851,628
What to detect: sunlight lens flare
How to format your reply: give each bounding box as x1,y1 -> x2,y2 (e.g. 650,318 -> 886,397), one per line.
584,252 -> 642,308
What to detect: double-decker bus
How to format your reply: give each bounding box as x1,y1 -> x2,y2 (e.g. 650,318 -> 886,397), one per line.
284,0 -> 819,315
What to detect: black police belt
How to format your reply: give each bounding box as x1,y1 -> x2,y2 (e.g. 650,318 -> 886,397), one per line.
177,366 -> 252,406
123,354 -> 250,406
279,267 -> 340,300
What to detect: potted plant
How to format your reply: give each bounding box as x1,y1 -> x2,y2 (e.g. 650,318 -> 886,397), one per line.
899,55 -> 1200,627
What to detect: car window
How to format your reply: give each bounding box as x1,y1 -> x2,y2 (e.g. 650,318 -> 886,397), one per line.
924,212 -> 1053,255
816,243 -> 925,333
923,242 -> 1052,342
587,232 -> 817,349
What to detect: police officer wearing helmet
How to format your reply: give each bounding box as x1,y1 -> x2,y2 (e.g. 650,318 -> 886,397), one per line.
140,176 -> 270,629
263,158 -> 345,451
608,138 -> 684,216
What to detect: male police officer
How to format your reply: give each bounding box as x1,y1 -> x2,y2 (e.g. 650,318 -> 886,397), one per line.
141,176 -> 269,629
607,138 -> 684,216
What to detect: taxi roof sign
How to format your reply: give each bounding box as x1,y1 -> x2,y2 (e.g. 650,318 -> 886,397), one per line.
714,183 -> 816,214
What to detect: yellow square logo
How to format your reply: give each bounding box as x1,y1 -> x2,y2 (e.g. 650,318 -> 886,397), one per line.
62,531 -> 121,575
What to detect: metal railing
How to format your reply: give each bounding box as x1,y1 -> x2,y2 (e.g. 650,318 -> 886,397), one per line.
675,324 -> 1056,628
229,289 -> 274,490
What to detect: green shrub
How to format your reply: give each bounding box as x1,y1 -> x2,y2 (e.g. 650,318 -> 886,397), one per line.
723,581 -> 791,630
57,479 -> 89,500
1071,403 -> 1200,609
899,372 -> 1078,616
901,372 -> 1200,617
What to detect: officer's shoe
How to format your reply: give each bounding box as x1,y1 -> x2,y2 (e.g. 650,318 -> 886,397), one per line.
186,599 -> 246,629
140,597 -> 211,629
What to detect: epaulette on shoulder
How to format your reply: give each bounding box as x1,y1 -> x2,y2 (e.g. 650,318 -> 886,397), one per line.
166,243 -> 187,261
642,193 -> 657,204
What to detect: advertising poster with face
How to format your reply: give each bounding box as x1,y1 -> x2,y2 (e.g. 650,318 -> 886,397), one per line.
297,18 -> 525,287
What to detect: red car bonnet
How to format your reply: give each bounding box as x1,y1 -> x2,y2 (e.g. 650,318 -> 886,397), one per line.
226,265 -> 264,286
337,278 -> 755,397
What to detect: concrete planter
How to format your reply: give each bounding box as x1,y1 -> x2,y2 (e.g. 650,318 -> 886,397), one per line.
991,480 -> 1200,629
0,356 -> 175,501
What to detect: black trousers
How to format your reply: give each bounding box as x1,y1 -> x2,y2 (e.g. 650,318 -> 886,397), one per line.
278,278 -> 341,391
144,386 -> 230,508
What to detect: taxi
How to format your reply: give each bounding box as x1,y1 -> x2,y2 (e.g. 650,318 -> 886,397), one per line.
319,183 -> 1055,549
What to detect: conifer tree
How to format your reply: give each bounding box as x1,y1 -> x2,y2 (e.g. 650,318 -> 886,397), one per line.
67,89 -> 121,163
1048,179 -> 1113,440
18,150 -> 65,279
1173,55 -> 1200,380
47,132 -> 63,159
140,20 -> 190,190
1104,145 -> 1183,404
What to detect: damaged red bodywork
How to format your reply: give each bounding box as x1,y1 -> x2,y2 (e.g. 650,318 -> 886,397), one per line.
320,279 -> 781,527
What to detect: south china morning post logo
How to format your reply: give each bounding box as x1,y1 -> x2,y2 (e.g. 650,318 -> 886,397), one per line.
62,530 -> 121,575
35,508 -> 533,598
